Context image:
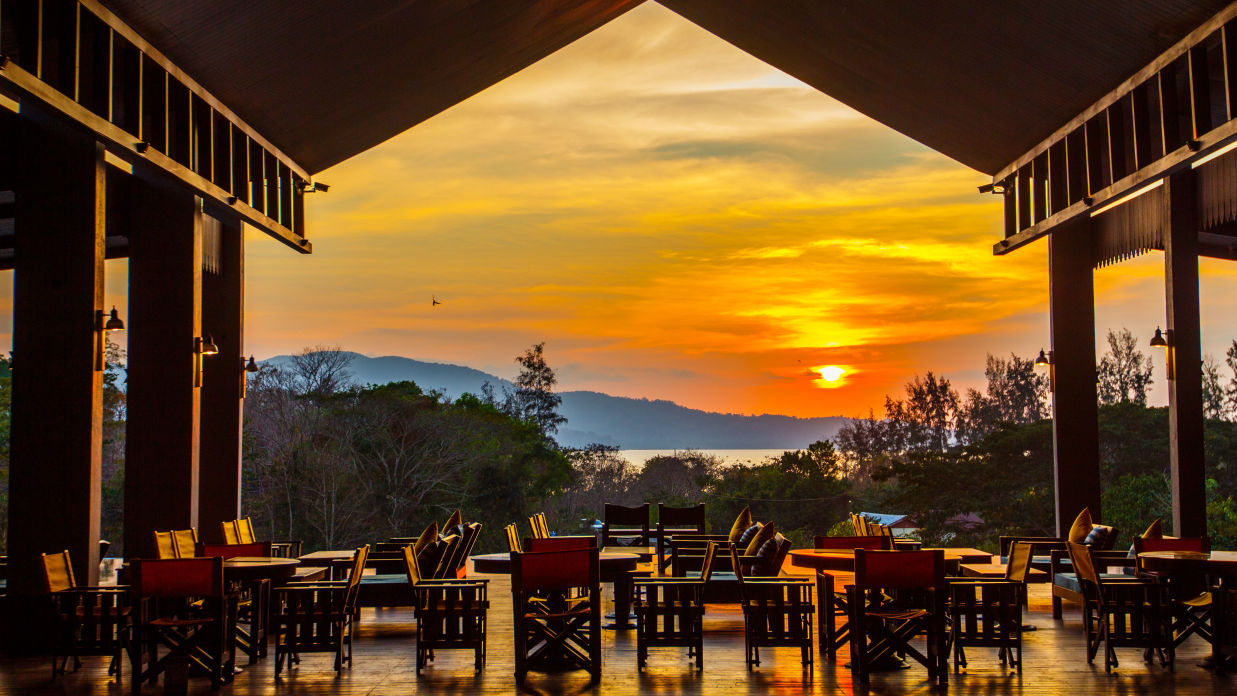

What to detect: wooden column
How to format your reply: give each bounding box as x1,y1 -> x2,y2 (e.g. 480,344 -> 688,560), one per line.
1165,172 -> 1206,537
7,113 -> 106,594
1048,221 -> 1101,537
124,179 -> 203,558
199,215 -> 245,542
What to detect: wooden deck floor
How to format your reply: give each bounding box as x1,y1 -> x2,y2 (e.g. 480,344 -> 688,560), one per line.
2,565 -> 1234,695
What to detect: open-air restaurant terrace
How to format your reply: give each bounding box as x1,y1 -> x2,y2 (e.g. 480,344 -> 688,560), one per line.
6,1 -> 1237,694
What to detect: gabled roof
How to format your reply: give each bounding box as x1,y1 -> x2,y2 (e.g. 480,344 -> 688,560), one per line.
100,1 -> 1232,175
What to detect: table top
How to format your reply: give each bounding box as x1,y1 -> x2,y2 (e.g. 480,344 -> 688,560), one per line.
1138,550 -> 1237,573
958,562 -> 1049,580
298,550 -> 356,564
471,551 -> 639,576
599,545 -> 655,561
223,556 -> 300,582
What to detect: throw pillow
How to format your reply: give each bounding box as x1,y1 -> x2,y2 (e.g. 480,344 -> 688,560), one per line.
1141,518 -> 1163,539
443,509 -> 463,530
1067,508 -> 1093,543
413,521 -> 439,556
729,506 -> 753,544
753,535 -> 783,576
1084,524 -> 1113,548
736,523 -> 764,548
745,522 -> 778,556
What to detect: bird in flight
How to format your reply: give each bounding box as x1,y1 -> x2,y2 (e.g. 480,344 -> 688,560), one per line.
432,296 -> 441,306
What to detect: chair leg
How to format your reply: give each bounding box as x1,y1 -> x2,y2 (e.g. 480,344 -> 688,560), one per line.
1053,595 -> 1063,619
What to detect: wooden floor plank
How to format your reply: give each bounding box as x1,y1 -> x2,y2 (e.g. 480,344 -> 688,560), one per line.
1,566 -> 1231,695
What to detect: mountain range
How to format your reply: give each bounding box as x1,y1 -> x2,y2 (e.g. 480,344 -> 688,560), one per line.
263,352 -> 847,449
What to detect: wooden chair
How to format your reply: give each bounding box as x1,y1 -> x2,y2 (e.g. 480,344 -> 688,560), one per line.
274,544 -> 370,675
512,547 -> 601,684
509,546 -> 601,682
1133,536 -> 1213,647
667,533 -> 732,576
1067,540 -> 1173,672
153,531 -> 178,559
401,545 -> 489,674
998,535 -> 1067,577
601,502 -> 651,548
811,535 -> 893,661
633,541 -> 717,669
528,513 -> 550,540
730,542 -> 814,670
655,503 -> 706,573
1050,546 -> 1134,619
41,550 -> 129,680
947,579 -> 1023,672
849,549 -> 947,686
129,557 -> 234,692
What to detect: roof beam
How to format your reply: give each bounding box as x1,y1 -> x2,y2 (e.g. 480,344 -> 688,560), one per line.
993,3 -> 1237,255
0,0 -> 311,253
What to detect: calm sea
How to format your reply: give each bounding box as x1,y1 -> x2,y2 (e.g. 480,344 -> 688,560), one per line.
617,449 -> 789,468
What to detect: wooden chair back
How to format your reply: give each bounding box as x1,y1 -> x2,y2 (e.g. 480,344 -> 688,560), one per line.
602,502 -> 651,547
813,535 -> 893,551
172,529 -> 199,558
433,535 -> 461,579
41,550 -> 76,593
1005,541 -> 1034,582
528,513 -> 550,540
451,522 -> 483,578
343,545 -> 370,612
237,518 -> 257,544
1133,536 -> 1211,554
131,557 -> 224,598
855,549 -> 945,592
153,531 -> 178,559
198,541 -> 273,559
525,535 -> 596,552
505,523 -> 522,553
221,520 -> 241,544
698,541 -> 719,582
655,503 -> 706,572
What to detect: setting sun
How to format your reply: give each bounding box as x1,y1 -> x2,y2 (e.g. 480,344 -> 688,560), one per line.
818,366 -> 846,383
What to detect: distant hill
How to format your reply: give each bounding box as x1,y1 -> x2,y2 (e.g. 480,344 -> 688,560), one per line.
263,352 -> 847,450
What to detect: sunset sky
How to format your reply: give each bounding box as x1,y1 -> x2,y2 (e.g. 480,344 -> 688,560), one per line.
10,2 -> 1237,418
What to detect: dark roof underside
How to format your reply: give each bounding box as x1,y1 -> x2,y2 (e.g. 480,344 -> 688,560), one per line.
101,0 -> 1233,175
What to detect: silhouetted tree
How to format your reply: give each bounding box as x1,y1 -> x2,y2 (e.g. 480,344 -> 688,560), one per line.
1097,328 -> 1154,405
956,353 -> 1049,443
1203,355 -> 1228,421
503,342 -> 567,436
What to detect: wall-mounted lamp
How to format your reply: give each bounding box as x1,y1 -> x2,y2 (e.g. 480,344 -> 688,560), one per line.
1149,327 -> 1168,348
1034,348 -> 1055,392
95,307 -> 125,371
1150,327 -> 1174,381
194,334 -> 219,387
977,181 -> 1007,195
240,355 -> 259,396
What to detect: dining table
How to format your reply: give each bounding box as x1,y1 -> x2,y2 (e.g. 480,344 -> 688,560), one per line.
471,551 -> 642,629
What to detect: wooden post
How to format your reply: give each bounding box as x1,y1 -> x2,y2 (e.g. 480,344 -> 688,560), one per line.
7,112 -> 106,593
1165,171 -> 1206,537
1048,221 -> 1101,537
199,214 -> 245,542
124,178 -> 203,558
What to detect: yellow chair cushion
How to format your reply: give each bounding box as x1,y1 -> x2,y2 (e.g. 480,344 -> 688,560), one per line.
729,507 -> 753,544
443,509 -> 463,530
745,522 -> 778,556
1067,508 -> 1093,544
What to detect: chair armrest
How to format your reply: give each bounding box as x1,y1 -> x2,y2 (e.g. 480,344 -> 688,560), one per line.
743,577 -> 813,585
275,582 -> 346,593
634,578 -> 705,587
416,579 -> 489,588
284,579 -> 348,586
